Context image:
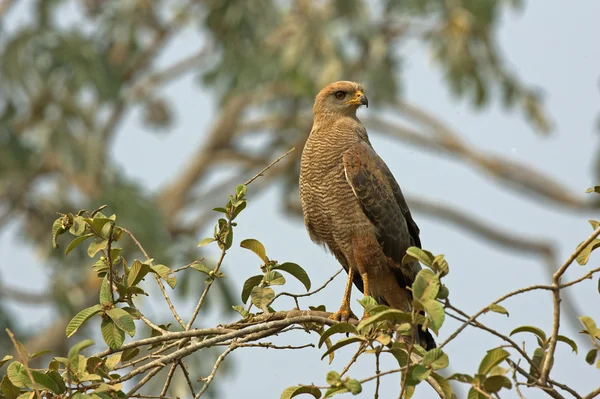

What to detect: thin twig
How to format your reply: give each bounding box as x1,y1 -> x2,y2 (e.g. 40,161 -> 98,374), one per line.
340,342 -> 366,378
375,348 -> 381,399
195,344 -> 237,398
122,227 -> 186,329
6,329 -> 41,399
269,268 -> 343,307
540,227 -> 600,385
179,361 -> 197,397
125,366 -> 163,397
244,147 -> 295,186
106,222 -> 116,303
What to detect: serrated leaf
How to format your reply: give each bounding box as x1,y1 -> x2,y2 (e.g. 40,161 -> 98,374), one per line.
264,271 -> 286,286
510,325 -> 547,343
586,349 -> 598,365
88,240 -> 108,258
576,239 -> 600,265
318,323 -> 358,348
479,348 -> 510,375
121,348 -> 139,362
421,348 -> 449,370
250,286 -> 274,310
320,337 -> 364,361
240,239 -> 268,263
412,269 -> 439,301
0,356 -> 13,369
423,300 -> 445,333
280,386 -> 321,399
557,335 -> 578,354
66,305 -> 103,338
431,373 -> 453,399
272,262 -> 311,291
488,304 -> 509,316
101,319 -> 125,350
241,275 -> 264,303
106,308 -> 136,337
127,260 -> 150,287
403,247 -> 434,267
99,277 -> 112,306
483,375 -> 512,393
65,234 -> 94,255
344,379 -> 362,395
357,309 -> 411,332
197,237 -> 215,247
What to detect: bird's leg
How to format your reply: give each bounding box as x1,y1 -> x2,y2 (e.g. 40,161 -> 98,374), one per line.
329,268 -> 357,322
360,272 -> 371,320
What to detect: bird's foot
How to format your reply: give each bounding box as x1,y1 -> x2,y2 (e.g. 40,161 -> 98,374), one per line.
329,307 -> 357,322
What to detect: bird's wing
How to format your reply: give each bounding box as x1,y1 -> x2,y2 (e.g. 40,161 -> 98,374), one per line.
342,142 -> 421,282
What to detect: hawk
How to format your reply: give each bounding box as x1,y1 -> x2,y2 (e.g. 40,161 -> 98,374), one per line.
299,81 -> 435,349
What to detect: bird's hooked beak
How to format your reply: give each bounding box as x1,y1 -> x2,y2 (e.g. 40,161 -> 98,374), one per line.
345,91 -> 369,108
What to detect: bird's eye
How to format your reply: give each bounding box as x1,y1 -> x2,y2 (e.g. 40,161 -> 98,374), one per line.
334,91 -> 345,100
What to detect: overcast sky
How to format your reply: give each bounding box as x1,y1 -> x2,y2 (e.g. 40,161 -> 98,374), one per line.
2,1 -> 600,398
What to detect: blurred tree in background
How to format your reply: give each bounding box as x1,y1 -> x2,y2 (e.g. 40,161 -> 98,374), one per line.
1,0 -> 599,397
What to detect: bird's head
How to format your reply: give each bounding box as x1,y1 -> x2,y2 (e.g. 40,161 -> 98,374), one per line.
313,81 -> 369,117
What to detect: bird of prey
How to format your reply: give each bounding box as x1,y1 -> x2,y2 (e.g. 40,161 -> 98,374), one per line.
299,81 -> 435,350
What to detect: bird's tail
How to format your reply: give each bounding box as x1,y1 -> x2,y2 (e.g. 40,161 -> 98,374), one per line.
418,327 -> 437,350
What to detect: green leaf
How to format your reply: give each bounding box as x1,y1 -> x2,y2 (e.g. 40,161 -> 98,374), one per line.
264,271 -> 286,286
121,348 -> 140,362
65,234 -> 94,255
241,275 -> 264,303
357,309 -> 411,332
478,348 -> 510,375
325,370 -> 340,385
323,386 -> 348,398
66,305 -> 103,338
589,220 -> 600,230
576,239 -> 600,265
87,239 -> 108,258
231,201 -> 247,220
0,356 -> 13,369
467,387 -> 486,399
431,373 -> 453,399
68,339 -> 94,364
487,304 -> 509,316
344,379 -> 362,395
411,364 -> 431,381
213,207 -> 227,213
127,260 -> 150,287
272,262 -> 311,291
447,373 -> 473,383
240,239 -> 269,263
232,305 -> 249,318
557,335 -> 578,354
52,217 -> 68,249
357,296 -> 379,313
150,264 -> 177,288
318,323 -> 358,348
510,325 -> 547,343
423,300 -> 445,333
2,374 -> 21,399
6,362 -> 28,388
250,286 -> 275,310
46,370 -> 66,394
412,269 -> 439,301
586,349 -> 598,365
101,319 -> 125,350
106,308 -> 136,337
421,348 -> 449,370
579,316 -> 599,338
99,277 -> 112,306
403,247 -> 434,267
198,237 -> 215,247
483,375 -> 512,393
280,386 -> 321,399
320,337 -> 365,361
191,263 -> 212,275
69,216 -> 87,236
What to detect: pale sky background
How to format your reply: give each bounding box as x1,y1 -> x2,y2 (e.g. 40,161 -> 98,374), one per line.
2,1 -> 600,398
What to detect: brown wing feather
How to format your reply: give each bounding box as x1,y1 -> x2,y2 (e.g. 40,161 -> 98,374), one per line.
342,142 -> 421,287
